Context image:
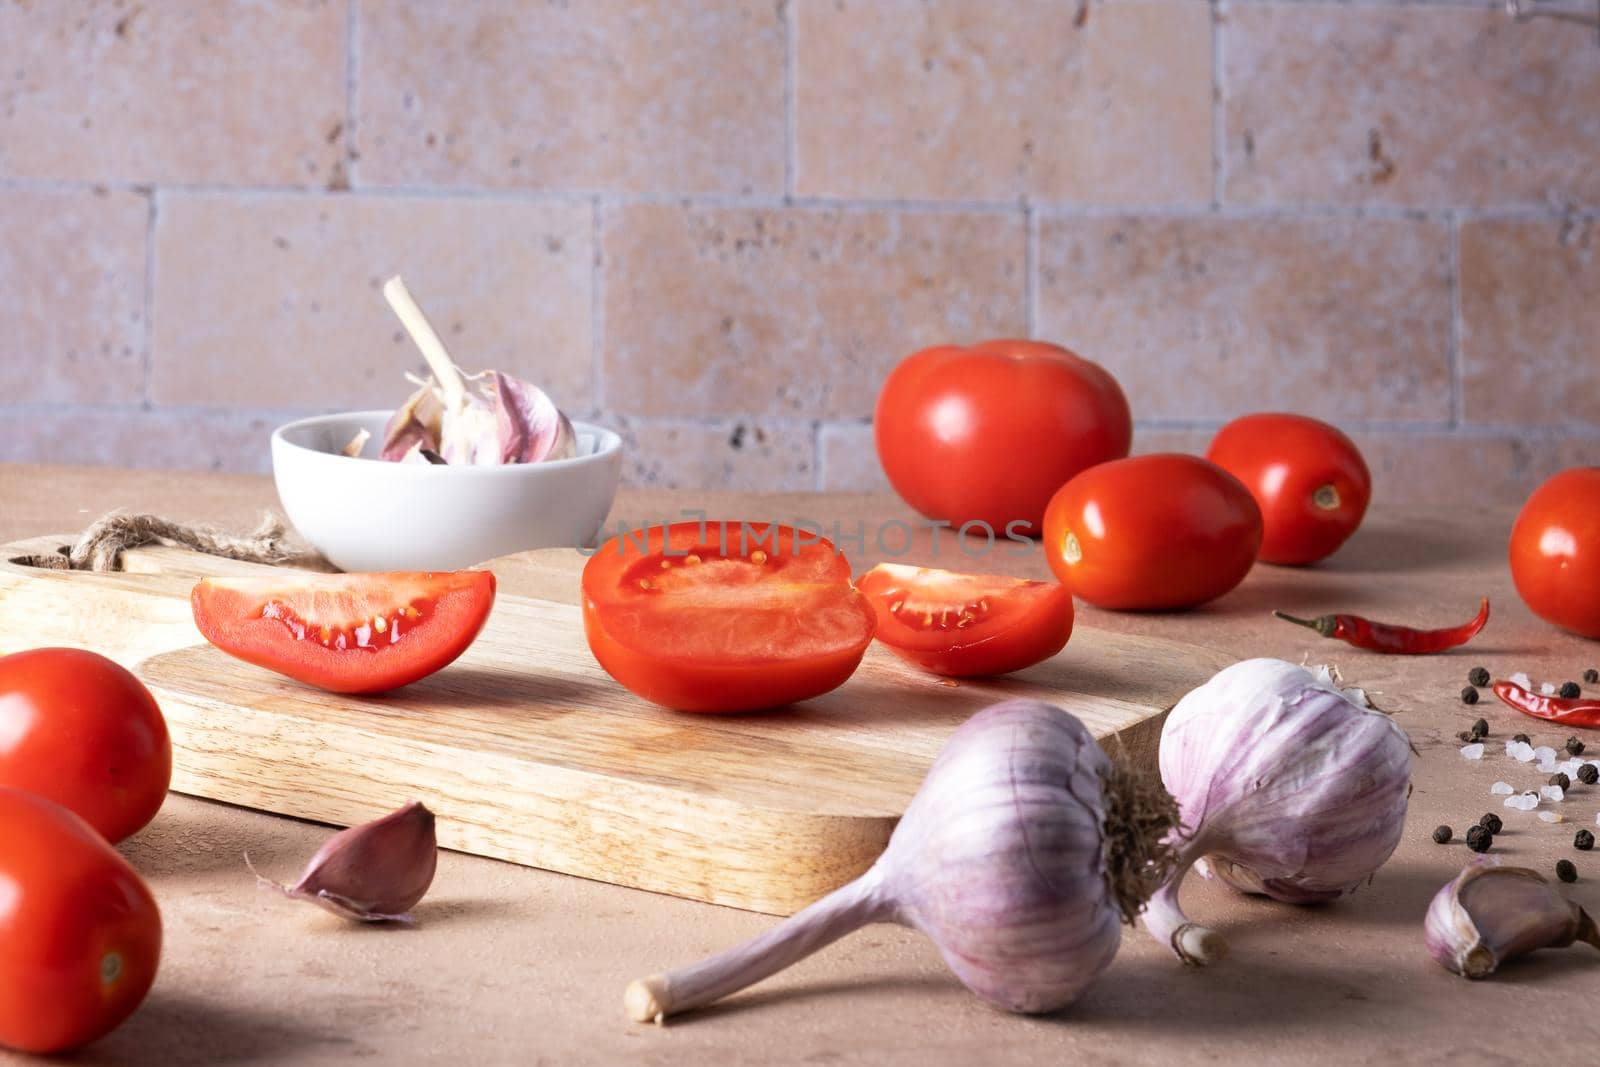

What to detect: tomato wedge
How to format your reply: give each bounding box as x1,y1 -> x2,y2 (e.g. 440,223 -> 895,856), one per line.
581,522 -> 875,712
855,564 -> 1074,677
191,571 -> 496,694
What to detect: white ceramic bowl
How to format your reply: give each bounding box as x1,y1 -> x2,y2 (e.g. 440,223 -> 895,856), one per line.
271,410 -> 623,572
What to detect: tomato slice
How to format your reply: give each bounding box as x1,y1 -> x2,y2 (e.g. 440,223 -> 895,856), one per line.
581,522 -> 876,712
855,564 -> 1074,677
191,571 -> 496,694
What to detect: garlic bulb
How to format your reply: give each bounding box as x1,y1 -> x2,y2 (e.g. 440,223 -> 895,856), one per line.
1426,858 -> 1600,978
625,699 -> 1177,1022
1141,658 -> 1413,964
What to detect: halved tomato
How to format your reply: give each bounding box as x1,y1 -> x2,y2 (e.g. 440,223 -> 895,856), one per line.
856,564 -> 1073,677
191,571 -> 496,694
581,522 -> 875,712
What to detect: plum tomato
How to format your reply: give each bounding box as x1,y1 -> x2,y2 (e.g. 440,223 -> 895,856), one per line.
1205,412 -> 1371,566
1510,467 -> 1600,638
0,648 -> 171,843
1043,453 -> 1263,610
855,564 -> 1073,677
0,787 -> 162,1054
191,570 -> 496,694
581,522 -> 876,711
874,339 -> 1132,537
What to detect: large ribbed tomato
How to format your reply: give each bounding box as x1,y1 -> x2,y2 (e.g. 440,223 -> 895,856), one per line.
874,340 -> 1131,537
1206,413 -> 1371,566
1510,468 -> 1600,638
1043,454 -> 1263,611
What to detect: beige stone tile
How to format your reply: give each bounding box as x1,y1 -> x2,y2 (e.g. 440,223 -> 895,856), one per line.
601,203 -> 1027,418
357,0 -> 784,195
795,0 -> 1212,204
1036,215 -> 1452,421
1461,217 -> 1600,428
1354,432 -> 1600,509
0,0 -> 345,186
817,422 -> 887,493
150,193 -> 593,411
615,418 -> 815,492
0,188 -> 147,404
0,407 -> 286,474
1222,5 -> 1600,207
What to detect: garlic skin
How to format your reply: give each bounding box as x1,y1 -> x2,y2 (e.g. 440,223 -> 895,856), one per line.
1142,659 -> 1413,964
256,801 -> 439,922
626,699 -> 1176,1022
1426,859 -> 1600,978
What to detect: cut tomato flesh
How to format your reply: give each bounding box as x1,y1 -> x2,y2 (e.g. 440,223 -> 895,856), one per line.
191,571 -> 496,694
855,563 -> 1073,677
582,522 -> 875,711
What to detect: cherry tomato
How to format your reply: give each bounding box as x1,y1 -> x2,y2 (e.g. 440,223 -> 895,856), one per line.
1205,413 -> 1371,566
874,339 -> 1132,537
0,648 -> 171,844
856,564 -> 1073,677
1510,467 -> 1600,638
0,787 -> 161,1053
192,571 -> 496,694
582,522 -> 876,711
1043,453 -> 1263,610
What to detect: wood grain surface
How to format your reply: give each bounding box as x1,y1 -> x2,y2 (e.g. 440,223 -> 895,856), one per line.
0,533 -> 1226,914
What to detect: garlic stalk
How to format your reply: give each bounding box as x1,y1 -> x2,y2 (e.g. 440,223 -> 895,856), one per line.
1426,858 -> 1600,978
252,801 -> 438,922
1141,659 -> 1413,964
625,699 -> 1177,1023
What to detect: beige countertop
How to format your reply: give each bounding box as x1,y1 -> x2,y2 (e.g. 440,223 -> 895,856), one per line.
1,463 -> 1596,1066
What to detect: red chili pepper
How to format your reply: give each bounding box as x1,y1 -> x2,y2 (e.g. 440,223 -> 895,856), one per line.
1272,597 -> 1490,654
1493,680 -> 1600,728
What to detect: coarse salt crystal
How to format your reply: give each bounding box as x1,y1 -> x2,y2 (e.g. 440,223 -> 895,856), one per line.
1535,746 -> 1558,762
1460,743 -> 1485,759
1561,758 -> 1586,775
1541,784 -> 1565,802
1511,672 -> 1533,689
1541,683 -> 1558,696
1505,793 -> 1541,811
1538,761 -> 1558,774
1492,781 -> 1515,795
1510,742 -> 1537,763
1540,811 -> 1566,823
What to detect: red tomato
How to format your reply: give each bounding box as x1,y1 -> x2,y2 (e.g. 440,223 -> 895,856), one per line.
1043,454 -> 1263,610
0,787 -> 161,1053
0,648 -> 171,844
582,522 -> 876,711
874,339 -> 1132,536
856,564 -> 1073,677
1205,413 -> 1371,566
1510,467 -> 1600,638
191,571 -> 496,694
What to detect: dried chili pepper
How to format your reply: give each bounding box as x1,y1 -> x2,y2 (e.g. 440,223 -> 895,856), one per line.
1492,679 -> 1600,729
1272,597 -> 1490,655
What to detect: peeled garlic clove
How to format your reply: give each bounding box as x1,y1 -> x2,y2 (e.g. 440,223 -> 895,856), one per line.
489,370 -> 575,464
381,380 -> 444,461
1425,858 -> 1600,978
259,801 -> 439,922
341,428 -> 371,458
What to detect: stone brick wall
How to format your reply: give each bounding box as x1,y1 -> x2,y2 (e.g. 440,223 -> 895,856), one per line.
2,0 -> 1595,505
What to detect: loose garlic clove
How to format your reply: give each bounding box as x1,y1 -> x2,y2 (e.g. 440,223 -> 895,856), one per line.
1425,859 -> 1600,978
253,801 -> 439,923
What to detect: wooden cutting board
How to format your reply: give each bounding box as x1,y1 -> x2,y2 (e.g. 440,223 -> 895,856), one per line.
0,535 -> 1227,915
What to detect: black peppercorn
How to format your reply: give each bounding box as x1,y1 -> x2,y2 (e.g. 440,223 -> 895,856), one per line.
1478,813 -> 1504,835
1432,825 -> 1453,845
1460,686 -> 1480,706
1567,737 -> 1586,757
1465,825 -> 1493,853
1513,733 -> 1531,745
1468,667 -> 1491,687
1576,829 -> 1595,852
1551,773 -> 1572,791
1557,859 -> 1578,883
1471,718 -> 1488,738
1580,764 -> 1599,786
1585,668 -> 1599,685
1560,681 -> 1582,699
